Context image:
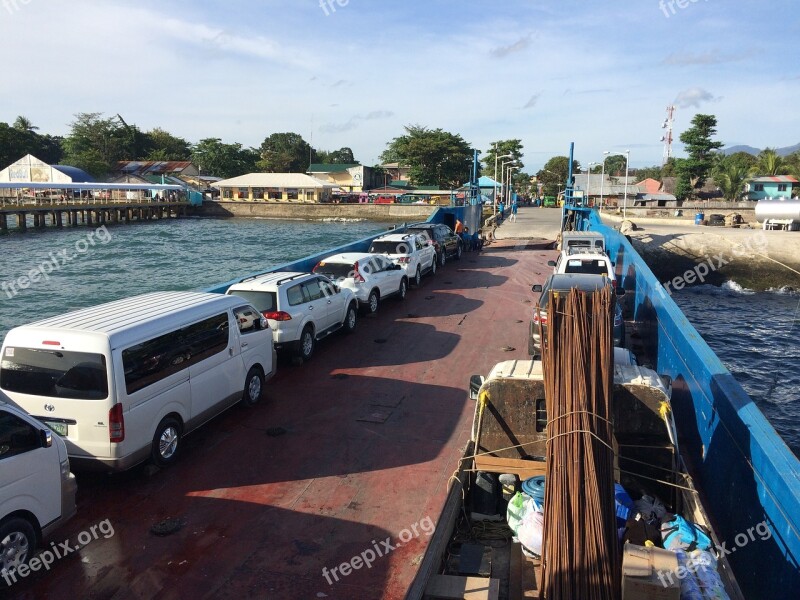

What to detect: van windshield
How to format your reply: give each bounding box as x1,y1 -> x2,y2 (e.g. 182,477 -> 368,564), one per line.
314,262 -> 355,279
0,348 -> 108,400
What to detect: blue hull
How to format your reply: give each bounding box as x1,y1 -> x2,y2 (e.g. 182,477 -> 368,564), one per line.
580,209 -> 800,598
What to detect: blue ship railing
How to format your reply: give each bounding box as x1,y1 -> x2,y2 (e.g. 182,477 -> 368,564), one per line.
568,205 -> 800,599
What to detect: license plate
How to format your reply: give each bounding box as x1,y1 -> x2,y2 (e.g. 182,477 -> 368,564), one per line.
45,421 -> 68,436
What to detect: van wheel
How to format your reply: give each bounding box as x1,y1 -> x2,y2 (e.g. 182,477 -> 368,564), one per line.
343,302 -> 357,333
299,326 -> 315,361
242,367 -> 264,406
413,266 -> 422,287
430,258 -> 437,276
0,518 -> 36,576
151,417 -> 181,467
439,251 -> 446,267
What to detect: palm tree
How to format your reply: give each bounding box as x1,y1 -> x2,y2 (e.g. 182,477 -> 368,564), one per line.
715,165 -> 748,202
750,148 -> 791,177
12,116 -> 38,133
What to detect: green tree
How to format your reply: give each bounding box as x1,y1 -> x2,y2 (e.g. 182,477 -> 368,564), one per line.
678,113 -> 723,192
661,157 -> 677,177
635,165 -> 663,181
603,154 -> 627,176
380,125 -> 474,188
721,151 -> 757,173
750,148 -> 791,176
144,127 -> 192,161
191,138 -> 258,179
12,115 -> 38,133
483,139 -> 524,180
714,164 -> 748,202
316,147 -> 357,164
536,156 -> 580,196
257,132 -> 313,172
673,158 -> 692,201
61,113 -> 128,177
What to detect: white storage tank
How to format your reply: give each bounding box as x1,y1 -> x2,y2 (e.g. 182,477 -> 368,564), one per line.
755,199 -> 800,223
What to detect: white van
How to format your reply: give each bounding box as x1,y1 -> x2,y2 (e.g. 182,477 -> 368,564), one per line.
0,397 -> 77,578
0,292 -> 276,471
559,231 -> 605,253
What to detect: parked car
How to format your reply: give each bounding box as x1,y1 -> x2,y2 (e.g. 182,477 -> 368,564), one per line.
369,232 -> 437,286
227,272 -> 357,362
405,223 -> 462,266
528,273 -> 625,358
313,253 -> 407,315
0,292 -> 277,471
548,248 -> 616,284
0,398 -> 77,577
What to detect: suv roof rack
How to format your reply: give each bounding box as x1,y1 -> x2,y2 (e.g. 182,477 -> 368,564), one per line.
275,273 -> 309,286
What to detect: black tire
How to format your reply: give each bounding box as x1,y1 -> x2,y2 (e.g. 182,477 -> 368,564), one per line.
413,266 -> 422,287
151,417 -> 181,467
343,302 -> 357,332
439,250 -> 446,267
241,366 -> 264,406
366,289 -> 380,314
430,258 -> 437,276
455,243 -> 463,260
397,277 -> 408,301
0,517 -> 36,577
299,325 -> 315,361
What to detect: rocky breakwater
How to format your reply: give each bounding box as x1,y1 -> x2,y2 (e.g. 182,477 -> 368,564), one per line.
601,213 -> 800,291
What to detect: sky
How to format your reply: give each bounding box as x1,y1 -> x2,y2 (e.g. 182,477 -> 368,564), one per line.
0,0 -> 798,173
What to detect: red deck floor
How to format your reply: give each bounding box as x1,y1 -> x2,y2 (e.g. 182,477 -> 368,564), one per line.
9,237 -> 557,600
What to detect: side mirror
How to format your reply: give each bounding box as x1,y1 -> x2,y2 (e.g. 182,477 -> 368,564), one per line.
469,375 -> 484,400
547,260 -> 556,267
532,284 -> 543,293
40,429 -> 53,448
260,317 -> 270,330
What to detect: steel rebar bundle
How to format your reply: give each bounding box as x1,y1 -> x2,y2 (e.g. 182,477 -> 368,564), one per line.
539,287 -> 620,600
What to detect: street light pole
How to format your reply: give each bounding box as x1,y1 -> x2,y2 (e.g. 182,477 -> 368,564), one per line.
495,152 -> 513,216
600,151 -> 608,211
623,149 -> 631,220
507,165 -> 519,207
586,162 -> 597,207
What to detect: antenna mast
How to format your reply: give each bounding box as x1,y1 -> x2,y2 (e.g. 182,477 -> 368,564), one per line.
661,105 -> 675,165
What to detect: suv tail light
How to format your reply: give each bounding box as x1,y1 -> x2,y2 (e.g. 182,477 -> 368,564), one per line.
397,256 -> 410,264
353,261 -> 366,283
533,312 -> 548,325
264,311 -> 292,321
109,403 -> 125,443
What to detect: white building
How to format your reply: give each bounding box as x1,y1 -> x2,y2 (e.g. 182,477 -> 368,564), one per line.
212,173 -> 336,203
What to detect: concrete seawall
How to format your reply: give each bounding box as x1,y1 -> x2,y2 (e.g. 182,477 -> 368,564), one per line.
193,200 -> 437,221
600,212 -> 800,290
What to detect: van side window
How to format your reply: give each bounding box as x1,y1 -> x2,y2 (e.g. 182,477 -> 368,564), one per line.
122,313 -> 229,394
234,305 -> 263,334
0,411 -> 40,460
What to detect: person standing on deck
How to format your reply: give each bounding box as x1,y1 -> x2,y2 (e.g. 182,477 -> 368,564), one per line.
510,198 -> 518,222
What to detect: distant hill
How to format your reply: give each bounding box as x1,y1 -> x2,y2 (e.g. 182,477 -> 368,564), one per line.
722,143 -> 800,156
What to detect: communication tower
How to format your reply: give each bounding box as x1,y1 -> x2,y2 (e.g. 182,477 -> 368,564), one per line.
660,105 -> 676,165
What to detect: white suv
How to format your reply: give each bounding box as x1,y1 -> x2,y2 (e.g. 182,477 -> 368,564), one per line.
548,248 -> 616,284
313,252 -> 407,314
226,272 -> 358,362
369,232 -> 437,287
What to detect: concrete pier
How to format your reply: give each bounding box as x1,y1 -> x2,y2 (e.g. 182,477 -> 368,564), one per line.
0,201 -> 186,233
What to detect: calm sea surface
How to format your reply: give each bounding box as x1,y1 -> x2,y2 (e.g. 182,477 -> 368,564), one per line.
1,218 -> 797,456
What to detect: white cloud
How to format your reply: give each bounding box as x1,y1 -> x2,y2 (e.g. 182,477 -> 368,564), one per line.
675,87 -> 720,108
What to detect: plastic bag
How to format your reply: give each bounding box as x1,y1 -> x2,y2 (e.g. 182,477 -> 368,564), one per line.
661,514 -> 713,552
507,491 -> 533,535
517,509 -> 544,557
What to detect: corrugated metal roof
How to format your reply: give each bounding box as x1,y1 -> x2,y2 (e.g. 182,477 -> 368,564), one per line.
116,161 -> 195,175
750,175 -> 798,183
52,165 -> 95,183
307,163 -> 359,173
